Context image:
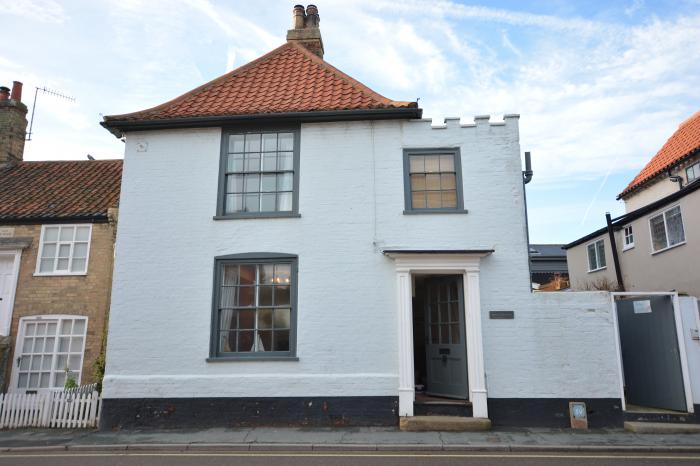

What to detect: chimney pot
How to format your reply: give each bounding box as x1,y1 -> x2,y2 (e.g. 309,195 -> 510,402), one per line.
292,4 -> 305,29
286,4 -> 324,58
0,87 -> 9,101
10,81 -> 22,102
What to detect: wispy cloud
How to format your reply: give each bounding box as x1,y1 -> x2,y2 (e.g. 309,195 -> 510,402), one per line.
0,0 -> 67,23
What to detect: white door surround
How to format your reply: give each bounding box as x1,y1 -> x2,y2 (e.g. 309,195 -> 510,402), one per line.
0,249 -> 22,336
384,250 -> 492,419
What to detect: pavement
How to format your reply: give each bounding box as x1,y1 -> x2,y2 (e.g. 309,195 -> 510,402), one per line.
0,426 -> 699,453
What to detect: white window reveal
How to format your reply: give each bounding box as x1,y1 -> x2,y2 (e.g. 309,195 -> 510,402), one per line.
587,239 -> 606,272
36,225 -> 92,275
623,225 -> 634,250
686,161 -> 700,183
13,316 -> 87,392
649,205 -> 686,253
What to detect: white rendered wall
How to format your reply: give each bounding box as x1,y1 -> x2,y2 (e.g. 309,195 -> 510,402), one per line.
103,117 -> 619,400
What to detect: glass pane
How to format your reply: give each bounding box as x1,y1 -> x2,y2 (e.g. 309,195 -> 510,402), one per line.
44,227 -> 59,242
587,244 -> 597,270
245,133 -> 261,152
227,153 -> 244,172
61,320 -> 72,335
42,355 -> 52,370
47,322 -> 57,335
259,285 -> 273,306
58,244 -> 71,258
411,192 -> 426,209
440,154 -> 455,172
39,373 -> 50,388
68,355 -> 81,371
262,153 -> 277,171
440,325 -> 449,344
273,330 -> 290,351
45,337 -> 55,352
441,173 -> 456,190
225,194 -> 243,213
244,194 -> 260,212
260,193 -> 275,214
219,331 -> 237,353
425,174 -> 440,190
69,337 -> 83,353
75,226 -> 90,241
259,264 -> 274,284
25,323 -> 36,337
59,227 -> 74,241
245,153 -> 261,172
222,265 -> 239,286
22,337 -> 33,353
56,258 -> 69,270
410,174 -> 425,191
220,309 -> 236,331
439,303 -> 449,322
19,356 -> 29,370
274,308 -> 291,329
36,322 -> 46,336
596,241 -> 606,268
278,152 -> 293,170
261,174 -> 276,192
41,243 -> 56,259
275,286 -> 290,306
39,258 -> 54,273
228,134 -> 245,153
409,155 -> 424,173
650,214 -> 667,251
262,133 -> 277,152
58,337 -> 70,352
277,173 -> 293,191
451,324 -> 460,344
429,305 -> 438,324
56,355 -> 68,370
54,372 -> 65,388
259,309 -> 273,329
426,191 -> 441,208
73,243 -> 88,259
430,324 -> 439,343
278,133 -> 294,151
275,264 -> 291,284
244,174 -> 260,193
33,338 -> 44,353
441,190 -> 457,208
425,156 -> 440,173
258,331 -> 272,351
238,331 -> 254,352
450,302 -> 459,322
73,320 -> 86,336
277,192 -> 292,211
18,373 -> 28,389
70,258 -> 86,273
239,265 -> 256,285
238,286 -> 255,307
227,174 -> 245,193
29,373 -> 39,389
665,207 -> 685,246
238,310 -> 255,329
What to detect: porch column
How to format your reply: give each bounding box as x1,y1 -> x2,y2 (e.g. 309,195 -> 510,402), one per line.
396,270 -> 414,417
464,269 -> 488,418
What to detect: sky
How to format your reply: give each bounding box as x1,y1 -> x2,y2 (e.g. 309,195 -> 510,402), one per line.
1,0 -> 699,244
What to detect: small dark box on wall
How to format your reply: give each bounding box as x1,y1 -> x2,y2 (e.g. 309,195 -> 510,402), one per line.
489,311 -> 514,319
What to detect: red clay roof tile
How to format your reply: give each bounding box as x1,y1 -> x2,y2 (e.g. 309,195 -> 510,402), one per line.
619,110 -> 700,198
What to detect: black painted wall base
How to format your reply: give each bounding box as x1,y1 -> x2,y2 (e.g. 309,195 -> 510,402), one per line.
488,398 -> 623,428
623,405 -> 700,424
100,396 -> 398,430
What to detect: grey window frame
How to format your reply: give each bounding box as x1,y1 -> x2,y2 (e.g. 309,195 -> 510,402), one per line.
402,148 -> 467,214
687,162 -> 700,183
587,239 -> 606,272
208,252 -> 299,361
215,125 -> 301,220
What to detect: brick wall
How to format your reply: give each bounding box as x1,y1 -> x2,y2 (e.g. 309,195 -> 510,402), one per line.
0,100 -> 27,165
5,221 -> 115,389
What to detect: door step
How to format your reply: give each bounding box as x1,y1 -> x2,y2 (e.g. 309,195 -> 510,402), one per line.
624,421 -> 700,434
624,410 -> 698,424
414,400 -> 472,417
400,415 -> 491,432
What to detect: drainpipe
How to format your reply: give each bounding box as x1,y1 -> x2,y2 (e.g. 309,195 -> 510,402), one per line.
523,152 -> 534,291
605,212 -> 625,291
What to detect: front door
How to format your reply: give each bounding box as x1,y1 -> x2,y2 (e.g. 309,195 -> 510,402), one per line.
0,253 -> 18,335
424,275 -> 468,399
617,296 -> 687,412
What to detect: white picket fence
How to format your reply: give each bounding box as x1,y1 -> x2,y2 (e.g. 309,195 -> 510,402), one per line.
0,390 -> 100,429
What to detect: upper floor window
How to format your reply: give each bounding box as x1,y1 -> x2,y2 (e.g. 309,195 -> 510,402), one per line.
217,129 -> 299,219
210,253 -> 297,359
623,225 -> 634,250
36,225 -> 91,276
403,148 -> 465,213
686,162 -> 700,183
587,239 -> 606,272
649,205 -> 685,253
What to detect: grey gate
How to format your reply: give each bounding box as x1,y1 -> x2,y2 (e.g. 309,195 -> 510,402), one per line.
616,295 -> 687,412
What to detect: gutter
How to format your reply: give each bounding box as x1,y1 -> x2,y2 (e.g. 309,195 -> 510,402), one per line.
0,214 -> 110,225
102,107 -> 423,138
617,146 -> 700,200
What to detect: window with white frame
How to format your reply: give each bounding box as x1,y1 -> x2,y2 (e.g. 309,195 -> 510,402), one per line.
587,239 -> 606,271
623,225 -> 634,249
649,205 -> 685,253
36,225 -> 91,275
14,316 -> 87,391
687,162 -> 700,183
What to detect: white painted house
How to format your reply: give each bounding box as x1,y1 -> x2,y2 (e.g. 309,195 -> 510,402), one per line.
99,5 -> 624,429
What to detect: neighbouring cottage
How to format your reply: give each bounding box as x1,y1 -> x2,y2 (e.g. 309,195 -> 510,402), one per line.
99,4 -> 626,429
0,81 -> 122,393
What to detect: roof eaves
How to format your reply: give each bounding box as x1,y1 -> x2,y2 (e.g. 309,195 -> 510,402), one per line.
617,145 -> 700,199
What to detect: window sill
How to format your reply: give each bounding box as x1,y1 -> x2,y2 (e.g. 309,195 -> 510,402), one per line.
33,272 -> 88,277
651,241 -> 686,256
622,245 -> 635,252
587,266 -> 607,273
213,213 -> 301,220
207,356 -> 299,362
403,209 -> 469,215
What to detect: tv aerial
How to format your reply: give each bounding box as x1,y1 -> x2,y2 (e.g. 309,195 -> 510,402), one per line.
26,86 -> 76,141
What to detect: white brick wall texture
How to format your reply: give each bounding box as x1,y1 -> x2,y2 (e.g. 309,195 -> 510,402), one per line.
103,117 -> 620,400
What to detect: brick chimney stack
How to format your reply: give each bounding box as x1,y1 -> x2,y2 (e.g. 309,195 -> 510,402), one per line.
286,4 -> 324,59
0,80 -> 27,166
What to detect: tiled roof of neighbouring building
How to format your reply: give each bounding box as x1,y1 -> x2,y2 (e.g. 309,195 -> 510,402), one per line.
618,110 -> 700,199
102,42 -> 418,135
0,159 -> 122,222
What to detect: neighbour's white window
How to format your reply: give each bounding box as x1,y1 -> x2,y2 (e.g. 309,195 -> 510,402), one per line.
686,162 -> 700,183
587,239 -> 606,272
649,205 -> 685,253
36,225 -> 92,275
14,316 -> 87,392
623,225 -> 634,249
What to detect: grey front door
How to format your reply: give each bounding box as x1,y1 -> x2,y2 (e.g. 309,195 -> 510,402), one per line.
616,296 -> 687,412
424,276 -> 468,399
